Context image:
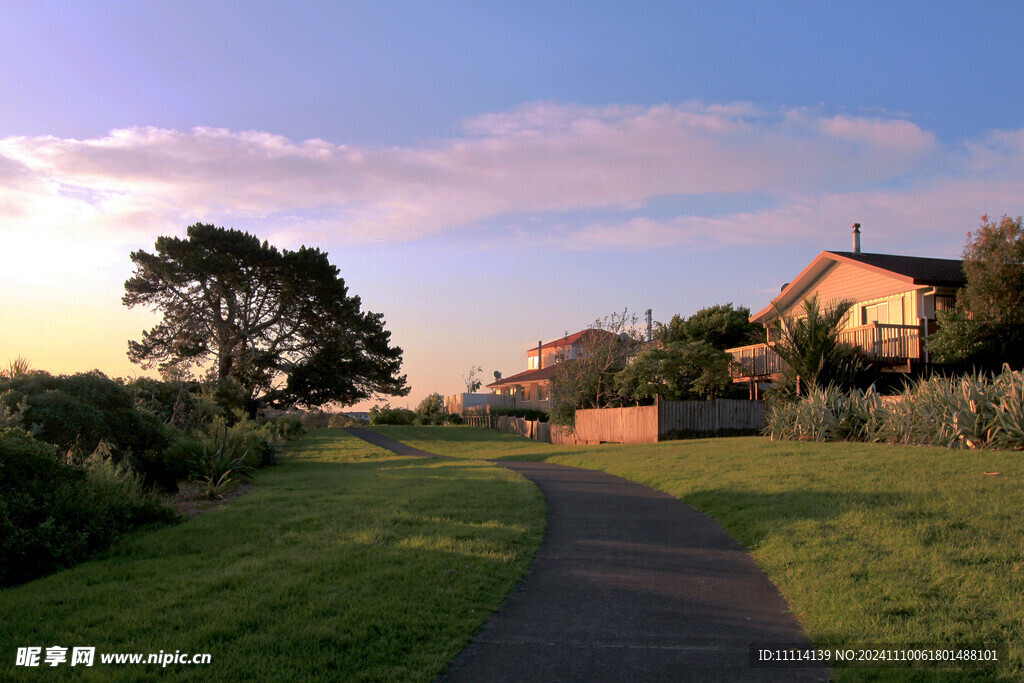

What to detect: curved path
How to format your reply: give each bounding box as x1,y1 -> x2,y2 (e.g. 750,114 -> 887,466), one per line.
345,430 -> 826,681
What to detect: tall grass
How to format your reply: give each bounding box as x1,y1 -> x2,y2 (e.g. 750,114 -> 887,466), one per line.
766,366 -> 1024,449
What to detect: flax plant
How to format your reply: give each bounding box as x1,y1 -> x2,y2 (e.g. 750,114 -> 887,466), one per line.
767,366 -> 1024,450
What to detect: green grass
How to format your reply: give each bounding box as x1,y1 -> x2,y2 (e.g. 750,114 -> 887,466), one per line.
0,429 -> 545,681
378,428 -> 1024,681
368,424 -> 578,460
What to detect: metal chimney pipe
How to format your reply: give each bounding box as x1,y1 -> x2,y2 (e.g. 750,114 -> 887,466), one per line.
537,340 -> 543,369
852,222 -> 861,253
645,309 -> 653,343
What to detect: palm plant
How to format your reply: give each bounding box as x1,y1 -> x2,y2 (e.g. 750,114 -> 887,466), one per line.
770,295 -> 869,396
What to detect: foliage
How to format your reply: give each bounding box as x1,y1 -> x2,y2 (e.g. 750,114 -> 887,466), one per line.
0,428 -> 176,587
369,403 -> 416,425
550,310 -> 646,426
765,366 -> 1024,449
327,412 -> 366,428
488,406 -> 549,422
929,214 -> 1024,368
1,356 -> 31,380
0,370 -> 170,477
657,303 -> 761,349
191,426 -> 256,499
463,365 -> 484,393
415,392 -> 447,425
769,295 -> 870,396
615,340 -> 733,403
123,223 -> 409,414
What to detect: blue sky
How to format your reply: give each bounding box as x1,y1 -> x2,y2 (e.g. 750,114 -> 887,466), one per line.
2,1 -> 1024,409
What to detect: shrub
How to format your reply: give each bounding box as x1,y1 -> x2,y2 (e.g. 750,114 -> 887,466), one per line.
447,413 -> 464,425
300,410 -> 332,430
0,428 -> 177,587
415,393 -> 446,425
488,407 -> 549,422
0,371 -> 169,469
766,366 -> 1024,450
328,413 -> 366,428
369,404 -> 416,425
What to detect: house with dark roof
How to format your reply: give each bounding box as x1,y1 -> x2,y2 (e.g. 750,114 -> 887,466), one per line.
727,224 -> 966,394
486,329 -> 617,412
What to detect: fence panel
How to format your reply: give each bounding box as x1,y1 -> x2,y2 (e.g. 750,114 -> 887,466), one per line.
574,405 -> 658,444
658,399 -> 764,436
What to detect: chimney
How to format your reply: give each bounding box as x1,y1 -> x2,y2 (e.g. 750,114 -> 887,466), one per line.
852,222 -> 861,253
645,309 -> 653,343
537,340 -> 543,369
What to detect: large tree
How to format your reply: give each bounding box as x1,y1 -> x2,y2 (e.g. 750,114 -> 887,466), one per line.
929,214 -> 1024,368
657,303 -> 761,349
123,224 -> 409,412
614,341 -> 732,403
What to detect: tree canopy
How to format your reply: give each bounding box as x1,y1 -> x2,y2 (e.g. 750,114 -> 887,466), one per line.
929,214 -> 1024,368
614,341 -> 733,403
123,224 -> 409,412
657,303 -> 761,349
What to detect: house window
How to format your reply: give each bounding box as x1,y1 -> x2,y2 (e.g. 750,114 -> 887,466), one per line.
862,302 -> 889,325
935,295 -> 955,313
538,384 -> 549,401
523,384 -> 532,401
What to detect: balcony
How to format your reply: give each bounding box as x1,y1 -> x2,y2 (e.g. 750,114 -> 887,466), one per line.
727,323 -> 923,380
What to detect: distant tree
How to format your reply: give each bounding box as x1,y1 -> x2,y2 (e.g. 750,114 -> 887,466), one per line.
929,214 -> 1024,368
415,393 -> 446,425
369,403 -> 416,426
123,224 -> 409,414
615,341 -> 733,403
770,295 -> 869,396
550,310 -> 645,426
463,366 -> 484,393
657,303 -> 761,349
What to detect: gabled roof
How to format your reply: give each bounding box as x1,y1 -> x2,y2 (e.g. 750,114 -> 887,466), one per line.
526,328 -> 617,356
486,365 -> 558,388
827,251 -> 965,287
751,250 -> 965,324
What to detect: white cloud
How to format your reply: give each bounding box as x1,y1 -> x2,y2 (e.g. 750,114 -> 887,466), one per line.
0,100 -> 1020,264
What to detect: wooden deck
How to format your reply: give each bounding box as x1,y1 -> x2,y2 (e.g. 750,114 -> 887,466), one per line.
727,322 -> 922,380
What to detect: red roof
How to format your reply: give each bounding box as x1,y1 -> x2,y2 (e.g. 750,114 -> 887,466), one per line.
526,328 -> 616,356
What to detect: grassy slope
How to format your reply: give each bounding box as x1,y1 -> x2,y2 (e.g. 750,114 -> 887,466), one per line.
0,429 -> 544,681
377,427 -> 1023,680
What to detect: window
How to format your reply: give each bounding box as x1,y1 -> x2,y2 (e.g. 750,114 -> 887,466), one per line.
862,302 -> 889,325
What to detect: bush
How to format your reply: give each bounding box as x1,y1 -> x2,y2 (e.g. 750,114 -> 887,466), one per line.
370,404 -> 416,425
0,371 -> 169,471
765,366 -> 1024,449
447,413 -> 464,425
415,393 -> 446,425
328,413 -> 366,428
0,428 -> 177,587
300,410 -> 332,430
488,407 -> 549,422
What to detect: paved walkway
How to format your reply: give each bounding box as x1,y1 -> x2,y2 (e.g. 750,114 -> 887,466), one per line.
345,430 -> 826,681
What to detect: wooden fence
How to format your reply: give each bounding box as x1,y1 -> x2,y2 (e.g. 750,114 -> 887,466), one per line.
488,399 -> 765,445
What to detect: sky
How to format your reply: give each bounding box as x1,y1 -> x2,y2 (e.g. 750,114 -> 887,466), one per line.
3,1 -> 1024,411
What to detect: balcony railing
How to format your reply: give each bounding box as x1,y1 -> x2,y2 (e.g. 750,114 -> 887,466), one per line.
727,323 -> 923,380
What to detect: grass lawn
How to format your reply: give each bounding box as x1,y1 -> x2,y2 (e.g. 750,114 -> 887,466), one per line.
377,427 -> 1024,680
0,429 -> 544,681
